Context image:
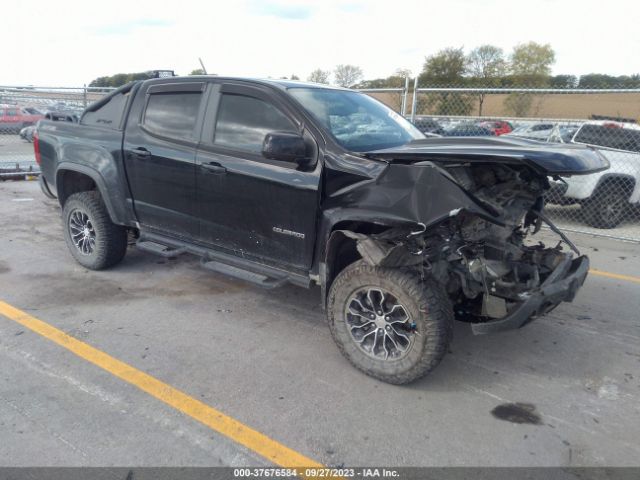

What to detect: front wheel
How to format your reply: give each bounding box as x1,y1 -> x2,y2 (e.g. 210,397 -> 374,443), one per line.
582,187 -> 629,229
327,261 -> 453,384
62,191 -> 128,270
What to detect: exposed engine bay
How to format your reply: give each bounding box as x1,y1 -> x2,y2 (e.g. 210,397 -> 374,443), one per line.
338,162 -> 584,329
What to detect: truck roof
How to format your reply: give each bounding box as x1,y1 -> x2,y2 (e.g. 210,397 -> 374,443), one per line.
140,75 -> 350,92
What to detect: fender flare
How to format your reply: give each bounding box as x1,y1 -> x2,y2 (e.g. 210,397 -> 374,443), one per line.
317,216 -> 422,308
55,162 -> 126,225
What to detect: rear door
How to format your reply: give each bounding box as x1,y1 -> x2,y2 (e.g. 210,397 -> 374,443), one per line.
194,82 -> 321,271
123,81 -> 206,239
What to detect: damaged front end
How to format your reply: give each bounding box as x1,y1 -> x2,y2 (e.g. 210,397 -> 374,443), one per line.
330,156 -> 593,334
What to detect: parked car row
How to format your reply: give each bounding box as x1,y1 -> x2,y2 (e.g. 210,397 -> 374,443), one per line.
0,106 -> 44,133
0,102 -> 83,139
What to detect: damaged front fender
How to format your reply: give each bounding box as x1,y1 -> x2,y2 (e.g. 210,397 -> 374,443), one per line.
316,162 -> 501,302
322,162 -> 500,232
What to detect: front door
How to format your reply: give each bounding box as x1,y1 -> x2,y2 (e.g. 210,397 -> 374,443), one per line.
195,83 -> 321,271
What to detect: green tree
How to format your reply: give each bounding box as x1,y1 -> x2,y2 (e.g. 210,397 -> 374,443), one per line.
355,74 -> 407,89
307,69 -> 331,84
467,45 -> 506,79
189,69 -> 206,75
578,73 -> 620,88
510,42 -> 556,78
419,48 -> 472,115
504,42 -> 556,117
421,47 -> 466,84
550,74 -> 578,88
334,64 -> 363,88
466,45 -> 507,115
88,72 -> 150,87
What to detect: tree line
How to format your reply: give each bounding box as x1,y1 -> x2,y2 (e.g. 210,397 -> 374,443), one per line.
352,42 -> 640,116
355,43 -> 640,90
88,42 -> 639,117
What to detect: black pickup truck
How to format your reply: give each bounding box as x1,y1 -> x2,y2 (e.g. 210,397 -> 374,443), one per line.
35,76 -> 608,384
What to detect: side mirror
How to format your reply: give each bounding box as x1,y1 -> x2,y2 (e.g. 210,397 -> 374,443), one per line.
262,131 -> 309,164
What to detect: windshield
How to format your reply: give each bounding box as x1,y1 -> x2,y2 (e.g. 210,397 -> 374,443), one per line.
288,87 -> 423,152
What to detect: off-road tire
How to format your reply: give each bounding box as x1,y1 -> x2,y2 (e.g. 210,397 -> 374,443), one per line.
327,260 -> 453,384
62,191 -> 127,270
582,186 -> 629,229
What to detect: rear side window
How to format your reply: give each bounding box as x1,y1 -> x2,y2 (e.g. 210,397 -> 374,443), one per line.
214,94 -> 296,153
574,125 -> 640,153
143,92 -> 202,140
82,92 -> 129,130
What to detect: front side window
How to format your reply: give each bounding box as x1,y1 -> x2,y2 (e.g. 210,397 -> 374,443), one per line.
289,87 -> 423,152
143,92 -> 202,139
214,94 -> 297,153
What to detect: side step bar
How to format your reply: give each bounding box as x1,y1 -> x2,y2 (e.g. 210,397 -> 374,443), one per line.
201,260 -> 287,289
137,240 -> 186,258
135,232 -> 310,289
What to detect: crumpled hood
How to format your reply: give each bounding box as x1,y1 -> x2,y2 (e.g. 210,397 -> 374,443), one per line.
366,137 -> 610,176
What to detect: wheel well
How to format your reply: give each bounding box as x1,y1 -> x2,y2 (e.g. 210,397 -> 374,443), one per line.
57,170 -> 97,207
597,175 -> 635,196
323,221 -> 394,303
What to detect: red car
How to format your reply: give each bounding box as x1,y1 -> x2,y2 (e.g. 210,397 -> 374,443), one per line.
0,106 -> 44,133
479,120 -> 513,136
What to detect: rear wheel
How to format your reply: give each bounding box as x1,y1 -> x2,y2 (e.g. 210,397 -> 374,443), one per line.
582,186 -> 629,229
62,191 -> 127,270
327,261 -> 453,384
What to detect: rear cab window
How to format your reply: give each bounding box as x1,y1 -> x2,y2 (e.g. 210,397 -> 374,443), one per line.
573,124 -> 640,154
81,91 -> 130,130
137,82 -> 205,142
143,92 -> 202,140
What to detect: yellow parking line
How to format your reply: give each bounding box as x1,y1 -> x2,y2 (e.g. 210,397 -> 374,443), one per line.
0,300 -> 322,473
589,269 -> 640,285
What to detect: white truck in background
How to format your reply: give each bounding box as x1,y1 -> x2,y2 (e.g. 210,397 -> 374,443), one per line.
547,121 -> 640,229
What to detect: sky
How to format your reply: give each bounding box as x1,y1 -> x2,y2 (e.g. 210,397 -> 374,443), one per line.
3,0 -> 639,87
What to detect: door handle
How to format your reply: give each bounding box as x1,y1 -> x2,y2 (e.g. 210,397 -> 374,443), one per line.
131,147 -> 151,158
201,162 -> 227,174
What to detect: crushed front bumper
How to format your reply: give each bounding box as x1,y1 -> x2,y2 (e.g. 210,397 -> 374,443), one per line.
471,255 -> 590,335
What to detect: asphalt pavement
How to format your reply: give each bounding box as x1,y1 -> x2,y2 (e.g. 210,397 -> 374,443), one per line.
0,180 -> 639,468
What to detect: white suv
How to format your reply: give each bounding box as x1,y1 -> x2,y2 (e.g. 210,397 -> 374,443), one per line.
547,121 -> 640,228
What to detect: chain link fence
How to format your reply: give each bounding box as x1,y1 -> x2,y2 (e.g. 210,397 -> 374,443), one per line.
356,87 -> 408,116
398,86 -> 640,242
2,82 -> 639,242
1,85 -> 113,179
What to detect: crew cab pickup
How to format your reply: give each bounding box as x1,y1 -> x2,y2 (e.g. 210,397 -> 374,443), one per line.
36,76 -> 608,384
